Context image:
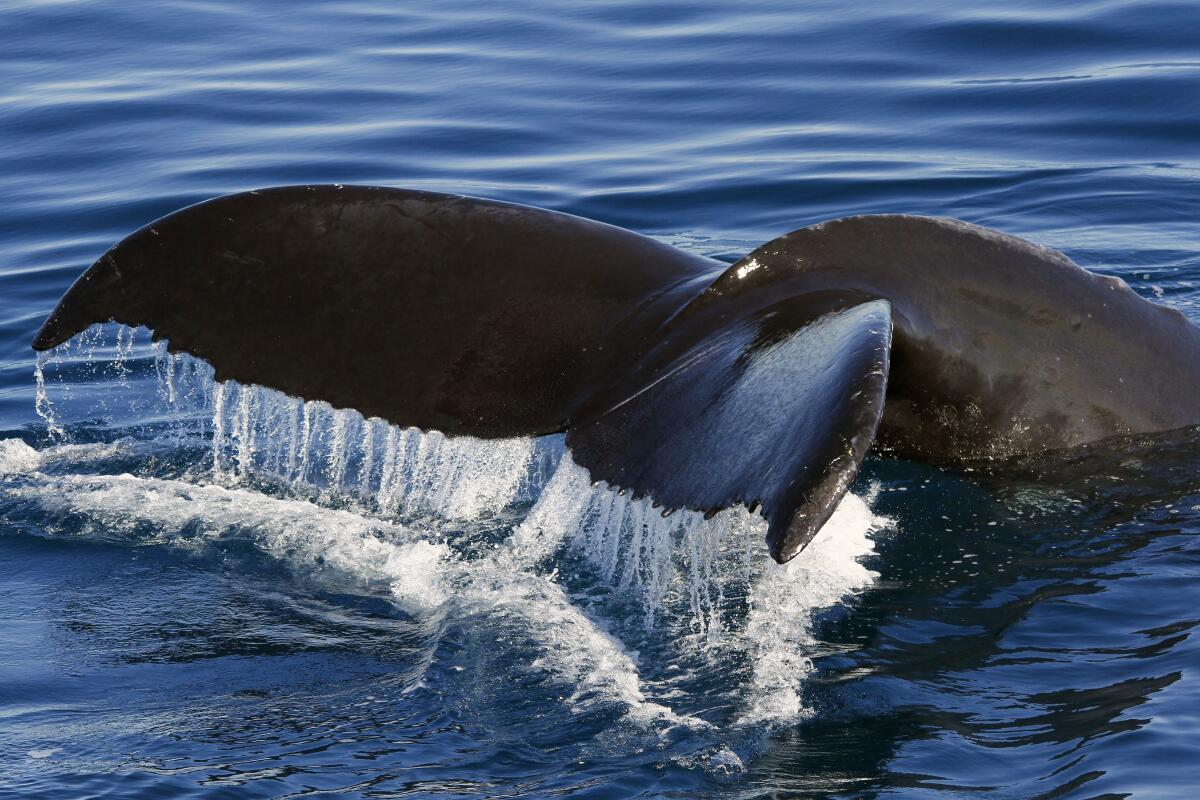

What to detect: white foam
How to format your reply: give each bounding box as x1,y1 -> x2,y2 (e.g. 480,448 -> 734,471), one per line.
0,438 -> 131,475
497,454 -> 891,730
505,460 -> 889,727
0,439 -> 41,474
8,470 -> 449,612
6,460 -> 703,727
459,565 -> 706,728
7,442 -> 886,732
503,454 -> 596,565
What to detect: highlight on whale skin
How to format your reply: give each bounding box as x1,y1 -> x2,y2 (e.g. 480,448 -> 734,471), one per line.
32,184 -> 1200,562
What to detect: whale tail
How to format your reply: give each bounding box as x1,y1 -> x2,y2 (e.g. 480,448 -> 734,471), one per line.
34,186 -> 1200,561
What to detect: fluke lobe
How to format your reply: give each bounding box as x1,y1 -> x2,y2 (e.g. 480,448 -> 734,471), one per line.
33,186 -> 1200,562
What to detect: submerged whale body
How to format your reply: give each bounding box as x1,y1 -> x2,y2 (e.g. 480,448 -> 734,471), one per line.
32,186 -> 1200,562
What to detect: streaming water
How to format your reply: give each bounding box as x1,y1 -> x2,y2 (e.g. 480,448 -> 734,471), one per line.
8,324 -> 888,754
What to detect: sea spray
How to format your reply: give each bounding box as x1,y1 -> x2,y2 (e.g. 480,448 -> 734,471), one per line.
35,324 -> 215,449
734,493 -> 885,724
6,433 -> 888,732
204,380 -> 545,520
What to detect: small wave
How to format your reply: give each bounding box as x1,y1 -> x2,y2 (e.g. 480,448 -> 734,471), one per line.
5,467 -> 449,610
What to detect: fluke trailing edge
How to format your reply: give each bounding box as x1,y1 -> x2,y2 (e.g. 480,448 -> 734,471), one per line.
32,186 -> 1200,562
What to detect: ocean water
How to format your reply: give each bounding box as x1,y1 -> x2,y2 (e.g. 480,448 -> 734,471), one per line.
2,1 -> 1199,797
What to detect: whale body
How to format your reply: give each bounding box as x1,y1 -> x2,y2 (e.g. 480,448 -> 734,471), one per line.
33,186 -> 1200,562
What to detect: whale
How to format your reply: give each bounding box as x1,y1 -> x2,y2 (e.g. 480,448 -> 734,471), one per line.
32,185 -> 1200,562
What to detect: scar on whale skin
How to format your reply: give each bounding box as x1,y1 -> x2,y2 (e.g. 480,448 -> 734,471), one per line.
33,185 -> 1200,562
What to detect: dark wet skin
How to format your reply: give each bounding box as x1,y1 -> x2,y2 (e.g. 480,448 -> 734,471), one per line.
719,215 -> 1200,460
33,186 -> 1200,561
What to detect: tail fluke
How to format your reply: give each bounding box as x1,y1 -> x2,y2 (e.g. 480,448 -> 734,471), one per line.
42,189 -> 1193,563
32,186 -> 893,562
33,185 -> 718,437
567,291 -> 891,562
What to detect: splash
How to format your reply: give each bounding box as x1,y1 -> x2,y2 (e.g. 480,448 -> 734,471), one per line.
735,492 -> 883,724
8,468 -> 450,611
19,321 -> 890,734
207,381 -> 551,520
32,324 -> 215,448
0,438 -> 44,474
0,437 -> 130,475
510,455 -> 888,723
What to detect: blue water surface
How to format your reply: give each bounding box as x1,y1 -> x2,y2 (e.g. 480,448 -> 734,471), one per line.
2,1 -> 1199,798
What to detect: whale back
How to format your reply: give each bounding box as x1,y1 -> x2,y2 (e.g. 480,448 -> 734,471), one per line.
708,215 -> 1200,461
